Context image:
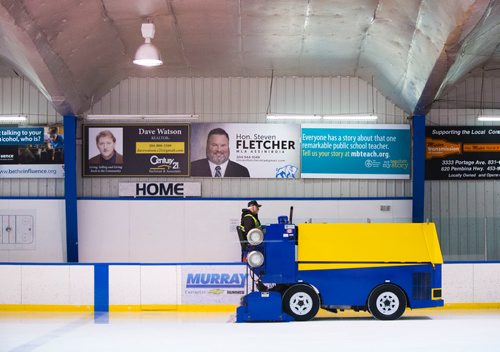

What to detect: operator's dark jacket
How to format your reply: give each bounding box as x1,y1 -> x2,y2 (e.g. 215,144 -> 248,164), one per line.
240,208 -> 261,233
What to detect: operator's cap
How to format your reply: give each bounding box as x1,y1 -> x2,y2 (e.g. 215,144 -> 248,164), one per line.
248,200 -> 262,208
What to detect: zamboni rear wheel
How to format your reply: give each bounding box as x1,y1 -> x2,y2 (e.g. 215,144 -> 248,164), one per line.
368,284 -> 407,320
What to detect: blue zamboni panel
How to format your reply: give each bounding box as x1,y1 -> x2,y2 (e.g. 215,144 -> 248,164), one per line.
236,291 -> 293,322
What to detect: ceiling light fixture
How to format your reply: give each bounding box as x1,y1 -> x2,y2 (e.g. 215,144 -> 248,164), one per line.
477,116 -> 500,121
85,114 -> 199,121
475,71 -> 500,122
0,115 -> 27,122
266,114 -> 322,120
266,114 -> 377,121
133,23 -> 163,67
322,114 -> 378,121
264,71 -> 378,122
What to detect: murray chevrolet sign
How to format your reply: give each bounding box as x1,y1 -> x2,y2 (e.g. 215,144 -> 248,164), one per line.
119,182 -> 201,197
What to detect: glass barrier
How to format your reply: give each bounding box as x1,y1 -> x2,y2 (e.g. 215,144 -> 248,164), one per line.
430,217 -> 499,261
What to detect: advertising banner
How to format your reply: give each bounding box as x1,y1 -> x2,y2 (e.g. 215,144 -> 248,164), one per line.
83,125 -> 190,177
0,126 -> 64,178
180,265 -> 247,304
190,123 -> 301,178
301,124 -> 410,179
426,126 -> 500,180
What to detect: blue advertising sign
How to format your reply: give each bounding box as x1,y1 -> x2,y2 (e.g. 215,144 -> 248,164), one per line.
0,126 -> 64,178
301,124 -> 410,179
0,128 -> 44,145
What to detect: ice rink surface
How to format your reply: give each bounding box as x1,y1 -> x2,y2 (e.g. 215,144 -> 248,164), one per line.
1,309 -> 499,352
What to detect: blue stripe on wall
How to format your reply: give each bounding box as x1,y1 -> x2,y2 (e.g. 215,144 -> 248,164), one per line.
78,196 -> 412,201
94,264 -> 109,312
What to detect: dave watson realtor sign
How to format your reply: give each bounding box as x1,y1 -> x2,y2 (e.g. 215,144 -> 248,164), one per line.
119,182 -> 201,197
83,124 -> 190,177
190,123 -> 301,178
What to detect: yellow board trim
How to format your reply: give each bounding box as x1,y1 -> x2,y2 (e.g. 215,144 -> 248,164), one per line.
109,304 -> 238,312
2,303 -> 500,312
298,263 -> 423,271
0,304 -> 238,312
442,303 -> 500,310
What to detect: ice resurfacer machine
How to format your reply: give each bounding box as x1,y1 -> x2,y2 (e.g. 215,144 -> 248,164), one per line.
236,215 -> 444,322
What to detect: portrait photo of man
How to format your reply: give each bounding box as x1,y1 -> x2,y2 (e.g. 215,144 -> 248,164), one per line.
190,127 -> 249,177
88,129 -> 123,166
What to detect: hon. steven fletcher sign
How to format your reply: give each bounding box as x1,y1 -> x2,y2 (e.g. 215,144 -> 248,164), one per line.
190,123 -> 301,178
119,182 -> 201,197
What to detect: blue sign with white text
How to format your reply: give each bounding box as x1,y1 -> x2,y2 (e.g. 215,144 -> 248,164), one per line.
301,124 -> 410,179
0,126 -> 64,178
0,128 -> 44,145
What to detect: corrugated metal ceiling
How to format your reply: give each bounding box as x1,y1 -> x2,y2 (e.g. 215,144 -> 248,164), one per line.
0,0 -> 499,116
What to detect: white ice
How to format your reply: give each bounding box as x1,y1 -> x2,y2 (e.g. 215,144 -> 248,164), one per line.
1,309 -> 499,352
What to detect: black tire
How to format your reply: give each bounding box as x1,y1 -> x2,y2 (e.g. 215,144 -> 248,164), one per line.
368,284 -> 407,320
282,284 -> 320,321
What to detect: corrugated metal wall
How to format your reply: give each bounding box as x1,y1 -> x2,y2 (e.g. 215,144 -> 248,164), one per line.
81,76 -> 411,198
0,77 -> 64,197
426,77 -> 500,260
3,75 -> 498,260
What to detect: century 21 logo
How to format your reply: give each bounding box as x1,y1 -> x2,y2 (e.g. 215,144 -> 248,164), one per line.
150,155 -> 179,169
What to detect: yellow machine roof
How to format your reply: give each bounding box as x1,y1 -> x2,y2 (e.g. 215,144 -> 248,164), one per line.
297,223 -> 443,265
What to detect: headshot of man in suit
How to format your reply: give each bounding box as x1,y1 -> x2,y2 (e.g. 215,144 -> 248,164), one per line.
190,128 -> 250,177
89,129 -> 123,166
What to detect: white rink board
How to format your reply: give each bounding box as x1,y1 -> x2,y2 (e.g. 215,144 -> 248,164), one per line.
1,263 -> 500,307
0,198 -> 411,263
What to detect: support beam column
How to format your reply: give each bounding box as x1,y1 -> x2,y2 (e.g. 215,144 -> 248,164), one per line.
64,115 -> 78,262
412,115 -> 425,223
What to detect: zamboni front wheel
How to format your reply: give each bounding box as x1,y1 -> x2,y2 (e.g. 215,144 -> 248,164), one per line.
282,284 -> 320,321
368,284 -> 407,320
